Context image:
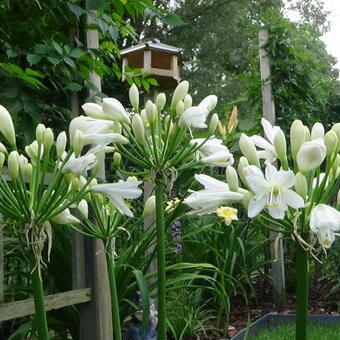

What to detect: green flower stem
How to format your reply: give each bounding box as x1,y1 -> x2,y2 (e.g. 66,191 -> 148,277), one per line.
296,242 -> 308,340
31,264 -> 49,340
105,241 -> 122,340
155,175 -> 166,340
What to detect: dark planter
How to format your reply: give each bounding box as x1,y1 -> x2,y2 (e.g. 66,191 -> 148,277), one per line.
229,312 -> 340,340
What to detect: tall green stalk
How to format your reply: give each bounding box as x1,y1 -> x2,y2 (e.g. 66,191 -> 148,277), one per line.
31,265 -> 49,340
105,241 -> 122,340
155,175 -> 166,340
296,243 -> 308,340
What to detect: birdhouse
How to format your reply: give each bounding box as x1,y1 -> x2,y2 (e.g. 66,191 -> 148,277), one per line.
121,38 -> 182,89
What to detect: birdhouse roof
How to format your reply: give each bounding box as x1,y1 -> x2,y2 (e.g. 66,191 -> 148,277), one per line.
121,38 -> 182,56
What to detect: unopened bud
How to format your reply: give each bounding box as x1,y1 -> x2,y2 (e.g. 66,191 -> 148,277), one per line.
227,106 -> 238,133
290,120 -> 305,159
145,100 -> 157,124
143,195 -> 156,217
0,142 -> 7,154
170,80 -> 189,110
324,130 -> 338,156
183,94 -> 192,110
56,132 -> 67,158
218,121 -> 227,138
156,93 -> 166,112
129,84 -> 139,111
226,165 -> 239,192
43,128 -> 54,151
164,115 -> 174,135
311,122 -> 325,140
239,134 -> 260,166
238,156 -> 250,187
25,140 -> 43,163
0,105 -> 16,147
331,123 -> 340,152
113,152 -> 122,167
8,151 -> 19,179
78,199 -> 89,218
273,129 -> 287,164
295,172 -> 308,200
73,129 -> 84,157
23,163 -> 32,182
304,126 -> 311,142
209,113 -> 219,134
132,114 -> 145,144
36,123 -> 46,144
176,100 -> 184,116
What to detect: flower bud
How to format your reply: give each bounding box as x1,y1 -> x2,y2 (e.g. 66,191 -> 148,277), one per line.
113,152 -> 122,167
297,139 -> 326,173
143,195 -> 156,217
311,122 -> 325,140
218,121 -> 227,138
140,109 -> 149,127
238,156 -> 250,187
176,100 -> 184,116
73,129 -> 84,157
145,100 -> 157,124
295,172 -> 308,200
331,123 -> 340,151
199,95 -> 218,113
156,93 -> 166,112
290,120 -> 305,158
78,199 -> 89,218
129,84 -> 139,111
0,142 -> 7,154
304,125 -> 311,142
43,127 -> 54,151
56,132 -> 67,158
170,80 -> 189,110
8,151 -> 19,179
132,114 -> 145,144
82,103 -> 106,119
0,153 -> 5,168
273,129 -> 287,164
226,165 -> 239,192
102,98 -> 130,124
227,106 -> 238,133
25,140 -> 43,163
0,105 -> 16,147
36,123 -> 46,144
239,133 -> 260,167
209,113 -> 219,134
324,130 -> 338,156
23,163 -> 33,183
19,154 -> 28,170
183,94 -> 192,110
113,122 -> 122,134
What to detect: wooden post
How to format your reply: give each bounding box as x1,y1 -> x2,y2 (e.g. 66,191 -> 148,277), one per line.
259,29 -> 286,305
79,3 -> 113,339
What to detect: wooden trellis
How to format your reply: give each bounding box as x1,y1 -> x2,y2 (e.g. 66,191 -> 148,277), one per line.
0,3 -> 112,339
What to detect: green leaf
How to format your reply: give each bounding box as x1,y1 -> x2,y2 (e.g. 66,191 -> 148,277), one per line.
70,48 -> 85,58
52,42 -> 63,55
148,78 -> 159,86
142,79 -> 150,92
133,270 -> 150,332
134,77 -> 141,87
25,68 -> 41,77
26,54 -> 42,66
67,2 -> 85,19
162,13 -> 185,27
66,82 -> 82,91
63,57 -> 76,68
6,49 -> 18,58
34,43 -> 47,54
108,26 -> 118,42
47,57 -> 60,65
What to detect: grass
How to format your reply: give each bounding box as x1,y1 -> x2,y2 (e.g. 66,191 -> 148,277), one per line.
250,322 -> 340,339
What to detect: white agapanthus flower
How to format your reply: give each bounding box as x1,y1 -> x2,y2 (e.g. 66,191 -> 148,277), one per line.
245,163 -> 305,219
310,204 -> 340,248
296,138 -> 326,173
183,174 -> 243,215
251,118 -> 283,164
190,137 -> 234,167
62,153 -> 97,176
91,179 -> 143,217
181,106 -> 208,128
